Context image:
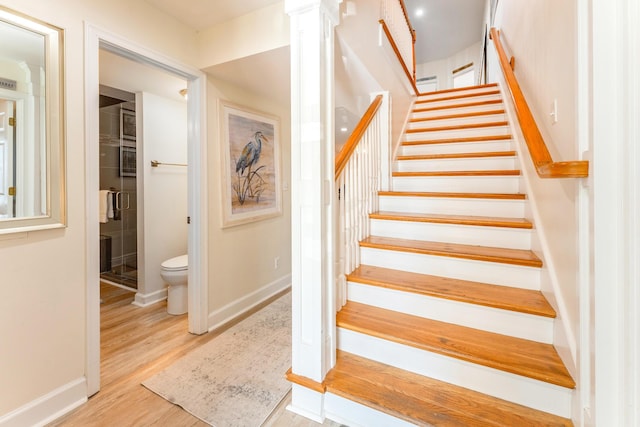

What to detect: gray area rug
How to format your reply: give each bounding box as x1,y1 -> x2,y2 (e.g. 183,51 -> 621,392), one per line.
142,294 -> 291,426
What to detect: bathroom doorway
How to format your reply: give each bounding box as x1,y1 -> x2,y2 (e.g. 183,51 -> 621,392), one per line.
98,49 -> 191,299
85,26 -> 209,396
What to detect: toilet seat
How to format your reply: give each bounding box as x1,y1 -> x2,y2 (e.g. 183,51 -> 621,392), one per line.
161,254 -> 188,271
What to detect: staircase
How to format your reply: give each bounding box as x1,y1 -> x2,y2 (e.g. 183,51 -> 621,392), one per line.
323,84 -> 576,426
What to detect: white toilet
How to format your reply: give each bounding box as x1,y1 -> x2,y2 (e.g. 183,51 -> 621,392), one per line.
160,254 -> 188,315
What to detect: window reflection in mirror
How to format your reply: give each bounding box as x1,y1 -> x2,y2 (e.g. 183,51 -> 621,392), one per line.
0,7 -> 65,233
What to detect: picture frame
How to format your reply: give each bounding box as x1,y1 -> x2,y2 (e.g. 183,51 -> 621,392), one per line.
120,108 -> 136,145
120,146 -> 136,177
219,100 -> 281,228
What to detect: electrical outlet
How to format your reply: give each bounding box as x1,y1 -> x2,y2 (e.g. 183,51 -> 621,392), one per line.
550,99 -> 558,124
274,256 -> 280,269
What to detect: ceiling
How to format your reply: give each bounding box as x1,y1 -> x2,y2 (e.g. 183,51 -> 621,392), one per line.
404,0 -> 486,63
145,0 -> 282,31
146,0 -> 485,64
141,0 -> 485,104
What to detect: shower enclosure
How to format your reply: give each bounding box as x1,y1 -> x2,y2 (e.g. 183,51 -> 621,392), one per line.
99,85 -> 138,289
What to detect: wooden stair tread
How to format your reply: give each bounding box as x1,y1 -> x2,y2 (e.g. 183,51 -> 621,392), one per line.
406,121 -> 509,133
325,351 -> 574,427
402,134 -> 512,146
410,109 -> 505,123
360,235 -> 543,267
393,169 -> 520,177
397,151 -> 516,161
414,98 -> 503,113
378,190 -> 527,200
337,302 -> 575,388
370,211 -> 533,229
415,90 -> 501,105
348,265 -> 555,317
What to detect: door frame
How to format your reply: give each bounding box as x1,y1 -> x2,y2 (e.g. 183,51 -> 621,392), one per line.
0,91 -> 27,218
84,23 -> 209,396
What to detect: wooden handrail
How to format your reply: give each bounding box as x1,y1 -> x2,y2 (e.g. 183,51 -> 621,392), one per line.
490,28 -> 588,178
335,95 -> 384,180
379,20 -> 419,95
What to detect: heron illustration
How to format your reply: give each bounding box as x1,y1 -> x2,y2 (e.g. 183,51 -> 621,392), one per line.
235,131 -> 268,176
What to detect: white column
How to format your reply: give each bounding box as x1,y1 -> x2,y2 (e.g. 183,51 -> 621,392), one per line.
286,0 -> 339,421
591,0 -> 640,425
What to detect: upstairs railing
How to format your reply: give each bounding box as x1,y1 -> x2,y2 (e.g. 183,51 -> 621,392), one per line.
379,0 -> 418,94
335,95 -> 384,308
490,28 -> 589,178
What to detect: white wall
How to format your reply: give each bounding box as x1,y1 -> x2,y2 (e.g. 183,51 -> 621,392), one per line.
491,0 -> 581,373
416,41 -> 483,91
139,92 -> 188,300
335,0 -> 414,157
0,0 -> 197,420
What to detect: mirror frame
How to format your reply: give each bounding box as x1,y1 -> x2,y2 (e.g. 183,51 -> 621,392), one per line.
0,6 -> 66,234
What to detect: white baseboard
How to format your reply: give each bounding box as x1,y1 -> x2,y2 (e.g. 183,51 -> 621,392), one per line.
208,274 -> 291,332
288,384 -> 325,424
0,378 -> 86,427
132,288 -> 167,307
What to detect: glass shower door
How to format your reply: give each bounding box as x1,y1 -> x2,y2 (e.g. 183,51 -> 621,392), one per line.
99,90 -> 138,289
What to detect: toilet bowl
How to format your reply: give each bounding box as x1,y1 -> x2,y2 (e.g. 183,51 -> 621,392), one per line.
160,254 -> 188,315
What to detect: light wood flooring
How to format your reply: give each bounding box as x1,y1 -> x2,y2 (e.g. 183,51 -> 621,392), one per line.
48,282 -> 340,427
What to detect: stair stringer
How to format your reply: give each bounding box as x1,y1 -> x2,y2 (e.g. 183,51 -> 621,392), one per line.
497,81 -> 579,387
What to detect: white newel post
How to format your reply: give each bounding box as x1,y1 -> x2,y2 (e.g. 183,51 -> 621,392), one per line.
286,0 -> 339,421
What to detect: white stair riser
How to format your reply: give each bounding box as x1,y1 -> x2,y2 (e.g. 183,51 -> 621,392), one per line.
416,86 -> 499,102
324,393 -> 415,427
391,175 -> 521,193
412,102 -> 503,120
370,219 -> 532,250
416,87 -> 499,102
379,196 -> 526,218
400,140 -> 513,156
360,247 -> 541,290
404,125 -> 510,141
394,156 -> 517,172
337,329 -> 573,418
347,282 -> 554,343
408,113 -> 507,128
415,93 -> 502,109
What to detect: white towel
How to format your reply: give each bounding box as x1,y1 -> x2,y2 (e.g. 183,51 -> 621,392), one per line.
107,193 -> 114,219
99,190 -> 111,223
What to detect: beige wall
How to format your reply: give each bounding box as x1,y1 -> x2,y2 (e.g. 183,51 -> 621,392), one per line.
0,0 -> 292,420
198,2 -> 290,69
205,77 -> 292,315
493,0 -> 580,364
0,0 -> 197,416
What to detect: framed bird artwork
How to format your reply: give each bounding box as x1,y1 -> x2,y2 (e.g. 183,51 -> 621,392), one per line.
219,100 -> 282,227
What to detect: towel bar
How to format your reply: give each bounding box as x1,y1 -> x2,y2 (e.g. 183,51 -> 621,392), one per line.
151,160 -> 187,168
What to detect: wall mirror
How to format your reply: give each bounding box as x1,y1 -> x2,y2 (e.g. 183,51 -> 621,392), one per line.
0,6 -> 65,234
